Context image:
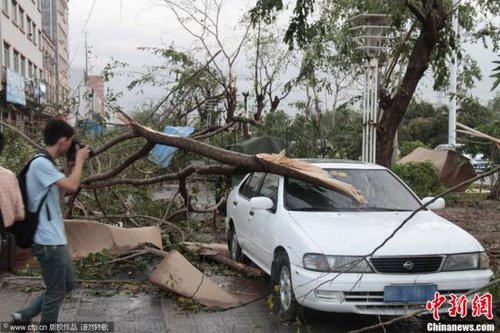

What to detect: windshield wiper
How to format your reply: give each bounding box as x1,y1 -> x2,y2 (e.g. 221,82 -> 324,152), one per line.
358,207 -> 413,212
289,207 -> 337,212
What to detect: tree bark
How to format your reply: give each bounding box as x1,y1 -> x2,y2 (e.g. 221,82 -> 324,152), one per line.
377,2 -> 448,167
377,27 -> 437,167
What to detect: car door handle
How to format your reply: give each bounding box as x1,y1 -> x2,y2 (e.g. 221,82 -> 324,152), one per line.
233,201 -> 238,206
249,210 -> 254,216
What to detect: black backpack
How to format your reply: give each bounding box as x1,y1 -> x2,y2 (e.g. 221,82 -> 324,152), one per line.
6,154 -> 54,249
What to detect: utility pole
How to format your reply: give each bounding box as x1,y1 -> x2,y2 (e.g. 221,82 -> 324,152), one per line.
84,32 -> 89,85
448,3 -> 459,145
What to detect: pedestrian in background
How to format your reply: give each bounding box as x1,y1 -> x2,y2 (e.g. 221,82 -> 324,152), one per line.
0,131 -> 24,230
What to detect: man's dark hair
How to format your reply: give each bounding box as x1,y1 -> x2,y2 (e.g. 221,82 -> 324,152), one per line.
0,131 -> 4,154
43,119 -> 74,146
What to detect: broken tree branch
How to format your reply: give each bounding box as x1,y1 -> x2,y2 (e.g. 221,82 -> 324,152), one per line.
457,122 -> 500,148
191,121 -> 237,140
82,142 -> 155,184
92,130 -> 139,157
82,164 -> 236,189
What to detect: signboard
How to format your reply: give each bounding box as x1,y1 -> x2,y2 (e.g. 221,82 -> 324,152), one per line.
5,68 -> 26,106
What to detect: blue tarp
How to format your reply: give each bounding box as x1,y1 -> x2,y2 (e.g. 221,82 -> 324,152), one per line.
148,126 -> 195,168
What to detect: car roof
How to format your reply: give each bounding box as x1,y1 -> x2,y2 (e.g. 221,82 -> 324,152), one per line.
298,158 -> 387,170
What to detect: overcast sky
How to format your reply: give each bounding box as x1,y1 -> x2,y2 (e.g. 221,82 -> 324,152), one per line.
68,0 -> 499,112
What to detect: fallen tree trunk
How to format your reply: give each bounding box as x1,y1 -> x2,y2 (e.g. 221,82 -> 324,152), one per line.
181,242 -> 264,277
116,108 -> 366,204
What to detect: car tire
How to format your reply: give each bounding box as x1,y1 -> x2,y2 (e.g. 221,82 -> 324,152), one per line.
271,252 -> 299,322
228,224 -> 243,262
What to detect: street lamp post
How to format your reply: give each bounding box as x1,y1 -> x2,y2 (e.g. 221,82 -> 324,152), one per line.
348,14 -> 391,164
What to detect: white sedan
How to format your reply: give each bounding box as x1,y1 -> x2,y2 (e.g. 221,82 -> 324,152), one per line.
225,160 -> 492,320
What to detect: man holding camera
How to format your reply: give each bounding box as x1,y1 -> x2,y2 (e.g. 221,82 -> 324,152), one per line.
12,119 -> 90,328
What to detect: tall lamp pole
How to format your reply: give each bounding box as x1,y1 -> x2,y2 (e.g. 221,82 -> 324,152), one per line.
448,3 -> 459,145
349,14 -> 391,164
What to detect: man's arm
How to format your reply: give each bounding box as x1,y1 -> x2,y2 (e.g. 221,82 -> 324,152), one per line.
56,146 -> 90,194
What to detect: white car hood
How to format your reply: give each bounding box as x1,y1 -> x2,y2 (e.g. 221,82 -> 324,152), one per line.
288,211 -> 483,256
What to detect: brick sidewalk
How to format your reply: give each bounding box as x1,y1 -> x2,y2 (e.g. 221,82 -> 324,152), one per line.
0,283 -> 293,333
0,280 -> 448,333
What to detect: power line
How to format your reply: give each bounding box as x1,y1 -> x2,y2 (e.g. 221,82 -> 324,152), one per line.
81,0 -> 97,34
67,0 -> 97,74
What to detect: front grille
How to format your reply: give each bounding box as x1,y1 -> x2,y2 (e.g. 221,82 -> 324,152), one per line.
344,289 -> 471,304
370,256 -> 443,273
345,291 -> 384,303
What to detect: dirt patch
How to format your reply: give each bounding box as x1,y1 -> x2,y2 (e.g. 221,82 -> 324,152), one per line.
435,199 -> 500,270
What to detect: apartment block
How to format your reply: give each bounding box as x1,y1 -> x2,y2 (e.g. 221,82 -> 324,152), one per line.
0,0 -> 69,135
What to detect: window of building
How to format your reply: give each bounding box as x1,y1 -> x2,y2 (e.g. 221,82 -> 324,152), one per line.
32,22 -> 36,45
18,7 -> 23,31
39,68 -> 42,80
33,64 -> 37,80
11,0 -> 16,25
27,16 -> 32,38
28,60 -> 32,77
38,29 -> 42,49
2,0 -> 8,15
13,50 -> 19,72
20,55 -> 25,77
3,43 -> 10,68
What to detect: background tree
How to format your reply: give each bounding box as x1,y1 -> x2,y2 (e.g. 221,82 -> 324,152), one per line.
250,0 -> 500,167
399,100 -> 448,148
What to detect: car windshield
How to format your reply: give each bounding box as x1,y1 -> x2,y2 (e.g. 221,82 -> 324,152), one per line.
284,169 -> 421,212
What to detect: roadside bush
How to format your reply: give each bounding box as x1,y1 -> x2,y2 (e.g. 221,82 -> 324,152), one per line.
399,140 -> 430,158
392,161 -> 444,198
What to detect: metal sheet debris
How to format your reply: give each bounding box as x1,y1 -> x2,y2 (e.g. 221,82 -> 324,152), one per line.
65,220 -> 163,260
149,250 -> 267,309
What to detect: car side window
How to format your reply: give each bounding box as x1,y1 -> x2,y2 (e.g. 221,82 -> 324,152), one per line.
259,173 -> 279,212
240,172 -> 265,199
238,173 -> 253,196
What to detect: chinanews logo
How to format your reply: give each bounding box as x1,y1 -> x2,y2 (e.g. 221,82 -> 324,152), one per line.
425,292 -> 495,332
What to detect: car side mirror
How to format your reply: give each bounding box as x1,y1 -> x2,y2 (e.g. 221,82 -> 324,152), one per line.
421,197 -> 446,210
250,197 -> 274,210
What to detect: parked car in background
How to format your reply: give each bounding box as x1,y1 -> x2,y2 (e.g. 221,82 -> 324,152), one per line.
225,159 -> 492,320
469,156 -> 490,174
434,143 -> 465,152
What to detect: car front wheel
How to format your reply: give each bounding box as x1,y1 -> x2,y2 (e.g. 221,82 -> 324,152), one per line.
228,224 -> 242,262
271,252 -> 299,322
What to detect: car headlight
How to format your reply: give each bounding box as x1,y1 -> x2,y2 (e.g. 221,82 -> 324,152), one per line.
442,253 -> 483,271
303,254 -> 373,273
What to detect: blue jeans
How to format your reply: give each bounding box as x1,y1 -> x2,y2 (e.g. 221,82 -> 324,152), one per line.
18,244 -> 76,324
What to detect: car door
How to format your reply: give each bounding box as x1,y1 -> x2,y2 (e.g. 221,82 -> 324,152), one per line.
249,173 -> 280,269
230,172 -> 265,252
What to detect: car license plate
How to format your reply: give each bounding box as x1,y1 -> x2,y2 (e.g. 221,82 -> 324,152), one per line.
384,284 -> 437,303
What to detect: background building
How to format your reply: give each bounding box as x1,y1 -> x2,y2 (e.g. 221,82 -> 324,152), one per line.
41,0 -> 69,106
0,0 -> 69,135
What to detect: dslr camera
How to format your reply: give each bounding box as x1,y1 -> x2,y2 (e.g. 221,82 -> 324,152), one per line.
66,138 -> 93,163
